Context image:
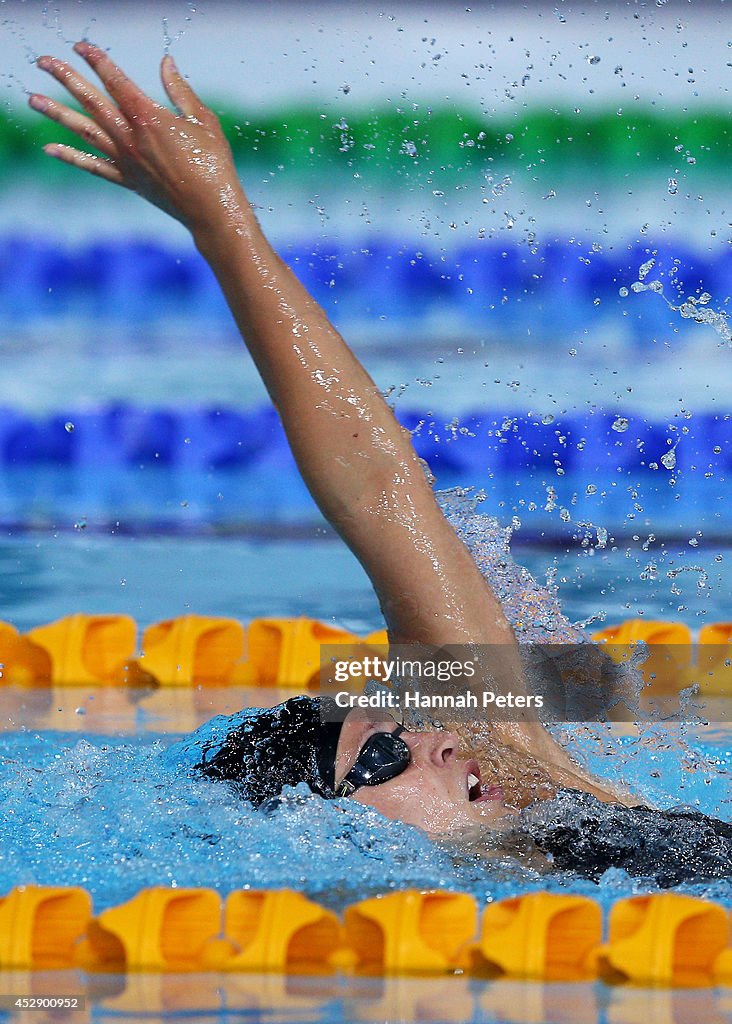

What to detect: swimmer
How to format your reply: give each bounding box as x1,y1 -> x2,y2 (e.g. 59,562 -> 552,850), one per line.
27,43 -> 635,824
29,47 -> 732,882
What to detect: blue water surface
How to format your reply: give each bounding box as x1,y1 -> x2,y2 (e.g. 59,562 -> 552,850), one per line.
0,723 -> 729,915
1,495 -> 729,914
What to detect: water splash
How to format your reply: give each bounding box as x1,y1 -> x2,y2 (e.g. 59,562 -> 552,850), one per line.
522,788 -> 732,888
625,259 -> 732,344
0,731 -> 456,912
436,489 -> 729,812
162,1 -> 201,55
1,725 -> 727,912
438,488 -> 587,645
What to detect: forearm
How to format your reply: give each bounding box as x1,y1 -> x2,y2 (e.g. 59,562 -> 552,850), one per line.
195,198 -> 526,649
194,202 -> 517,645
193,198 -> 425,527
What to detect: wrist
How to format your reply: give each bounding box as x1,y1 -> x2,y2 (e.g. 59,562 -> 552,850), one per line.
190,185 -> 261,257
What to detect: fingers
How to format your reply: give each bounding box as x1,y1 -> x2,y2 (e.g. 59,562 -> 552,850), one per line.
42,142 -> 125,186
36,54 -> 129,139
28,93 -> 117,158
160,54 -> 207,120
73,41 -> 160,118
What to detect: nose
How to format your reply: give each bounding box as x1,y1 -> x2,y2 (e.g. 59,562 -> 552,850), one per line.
405,729 -> 458,768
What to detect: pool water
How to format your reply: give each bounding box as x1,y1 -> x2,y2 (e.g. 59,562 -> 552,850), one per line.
2,531 -> 732,636
3,486 -> 731,919
4,969 -> 730,1024
0,684 -> 729,911
2,486 -> 730,912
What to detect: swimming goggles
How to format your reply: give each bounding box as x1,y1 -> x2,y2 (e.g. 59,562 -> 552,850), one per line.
336,724 -> 410,797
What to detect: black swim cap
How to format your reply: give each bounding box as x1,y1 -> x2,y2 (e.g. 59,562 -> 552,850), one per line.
195,695 -> 344,808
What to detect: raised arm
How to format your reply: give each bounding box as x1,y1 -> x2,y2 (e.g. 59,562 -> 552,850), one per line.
31,44 -> 520,653
30,44 -> 633,801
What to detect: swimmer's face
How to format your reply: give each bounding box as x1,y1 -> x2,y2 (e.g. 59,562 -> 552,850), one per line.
334,710 -> 513,834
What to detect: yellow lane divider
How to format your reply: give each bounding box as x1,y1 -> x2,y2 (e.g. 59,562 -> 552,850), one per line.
1,613 -> 730,693
343,891 -> 477,974
0,885 -> 729,986
592,618 -> 732,695
0,885 -> 92,970
476,892 -> 601,981
0,614 -> 389,688
595,892 -> 730,987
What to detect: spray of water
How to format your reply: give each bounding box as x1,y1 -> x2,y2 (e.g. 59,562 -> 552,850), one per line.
623,254 -> 732,345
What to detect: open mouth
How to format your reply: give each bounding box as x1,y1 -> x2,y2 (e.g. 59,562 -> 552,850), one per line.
466,760 -> 504,804
466,760 -> 483,802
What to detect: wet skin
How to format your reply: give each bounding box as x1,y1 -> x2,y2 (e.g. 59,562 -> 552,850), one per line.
334,709 -> 515,833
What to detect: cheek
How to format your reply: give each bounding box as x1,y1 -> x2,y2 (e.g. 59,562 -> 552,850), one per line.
353,780 -> 419,821
352,772 -> 468,832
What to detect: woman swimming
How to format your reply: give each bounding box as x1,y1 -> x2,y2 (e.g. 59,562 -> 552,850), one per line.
29,45 -> 732,884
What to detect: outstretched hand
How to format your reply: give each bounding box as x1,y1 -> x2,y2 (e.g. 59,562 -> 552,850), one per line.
30,42 -> 246,234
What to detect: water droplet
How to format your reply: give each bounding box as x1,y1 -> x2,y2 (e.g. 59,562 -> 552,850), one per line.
668,178 -> 679,195
611,417 -> 629,432
73,518 -> 87,531
661,449 -> 677,469
541,413 -> 555,425
64,421 -> 75,433
586,484 -> 597,495
587,55 -> 601,65
618,287 -> 629,297
491,175 -> 512,197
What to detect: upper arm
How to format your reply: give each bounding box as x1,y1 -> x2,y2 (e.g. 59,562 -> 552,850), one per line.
332,451 -> 518,649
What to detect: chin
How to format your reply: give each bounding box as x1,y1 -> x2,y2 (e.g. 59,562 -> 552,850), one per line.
473,801 -> 518,828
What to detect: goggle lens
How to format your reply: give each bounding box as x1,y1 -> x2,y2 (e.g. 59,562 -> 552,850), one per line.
337,725 -> 410,796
